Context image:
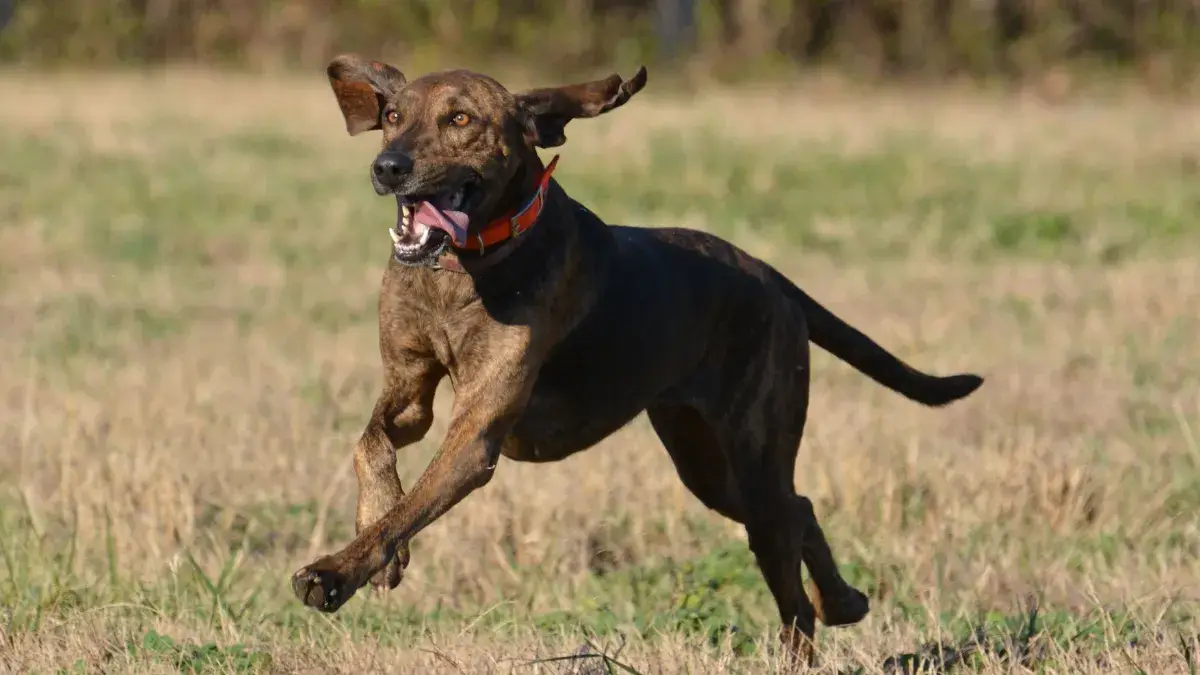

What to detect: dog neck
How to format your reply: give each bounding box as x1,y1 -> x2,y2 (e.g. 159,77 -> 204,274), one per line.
434,155 -> 559,273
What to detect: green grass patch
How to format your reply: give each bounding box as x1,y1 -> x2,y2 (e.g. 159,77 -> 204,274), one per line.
122,630 -> 273,674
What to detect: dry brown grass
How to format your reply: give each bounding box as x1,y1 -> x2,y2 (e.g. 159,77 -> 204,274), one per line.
0,68 -> 1198,674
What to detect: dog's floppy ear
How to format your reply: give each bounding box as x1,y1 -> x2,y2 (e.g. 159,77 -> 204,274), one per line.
515,66 -> 647,148
326,54 -> 408,136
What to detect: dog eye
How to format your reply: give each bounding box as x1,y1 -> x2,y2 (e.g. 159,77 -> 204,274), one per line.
385,110 -> 400,125
451,112 -> 471,127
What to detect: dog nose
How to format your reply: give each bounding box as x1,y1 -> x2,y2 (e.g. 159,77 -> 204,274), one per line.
372,151 -> 414,188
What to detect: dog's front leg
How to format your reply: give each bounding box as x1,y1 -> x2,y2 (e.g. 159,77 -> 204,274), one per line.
354,370 -> 441,592
292,359 -> 535,613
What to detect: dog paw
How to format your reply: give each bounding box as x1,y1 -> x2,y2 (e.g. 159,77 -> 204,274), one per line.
291,559 -> 358,613
809,580 -> 869,627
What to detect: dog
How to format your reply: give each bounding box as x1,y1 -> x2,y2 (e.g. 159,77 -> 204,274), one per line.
290,55 -> 984,664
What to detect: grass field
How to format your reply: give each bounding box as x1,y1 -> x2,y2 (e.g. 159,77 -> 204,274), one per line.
1,68 -> 1198,674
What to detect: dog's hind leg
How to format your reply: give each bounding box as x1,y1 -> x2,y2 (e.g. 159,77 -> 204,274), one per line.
749,364 -> 871,631
735,466 -> 823,666
651,377 -> 869,664
649,404 -> 827,665
788,493 -> 870,628
730,431 -> 870,667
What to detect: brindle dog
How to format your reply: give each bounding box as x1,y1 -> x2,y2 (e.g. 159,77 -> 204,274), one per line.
290,55 -> 984,664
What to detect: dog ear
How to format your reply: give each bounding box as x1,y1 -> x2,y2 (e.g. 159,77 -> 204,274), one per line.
515,66 -> 647,148
326,54 -> 408,136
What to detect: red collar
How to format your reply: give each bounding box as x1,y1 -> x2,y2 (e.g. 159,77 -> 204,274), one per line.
433,155 -> 558,273
458,155 -> 559,253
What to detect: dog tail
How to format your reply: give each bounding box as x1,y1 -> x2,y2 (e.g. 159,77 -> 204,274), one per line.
783,280 -> 983,407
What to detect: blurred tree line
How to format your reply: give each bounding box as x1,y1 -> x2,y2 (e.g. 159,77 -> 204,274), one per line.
0,0 -> 1197,84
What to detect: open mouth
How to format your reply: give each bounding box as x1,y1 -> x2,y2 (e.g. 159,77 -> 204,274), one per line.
387,180 -> 481,264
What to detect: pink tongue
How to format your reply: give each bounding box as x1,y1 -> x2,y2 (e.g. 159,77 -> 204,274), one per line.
414,202 -> 472,247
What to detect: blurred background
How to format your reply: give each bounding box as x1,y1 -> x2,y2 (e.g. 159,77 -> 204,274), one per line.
1,0 -> 1199,90
1,2 -> 1198,674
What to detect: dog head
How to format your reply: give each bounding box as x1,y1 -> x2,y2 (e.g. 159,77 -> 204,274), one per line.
326,56 -> 647,266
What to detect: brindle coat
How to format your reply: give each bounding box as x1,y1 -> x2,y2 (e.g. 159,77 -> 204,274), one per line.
291,55 -> 984,664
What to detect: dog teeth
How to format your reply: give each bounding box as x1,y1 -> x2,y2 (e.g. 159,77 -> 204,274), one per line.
389,228 -> 400,243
